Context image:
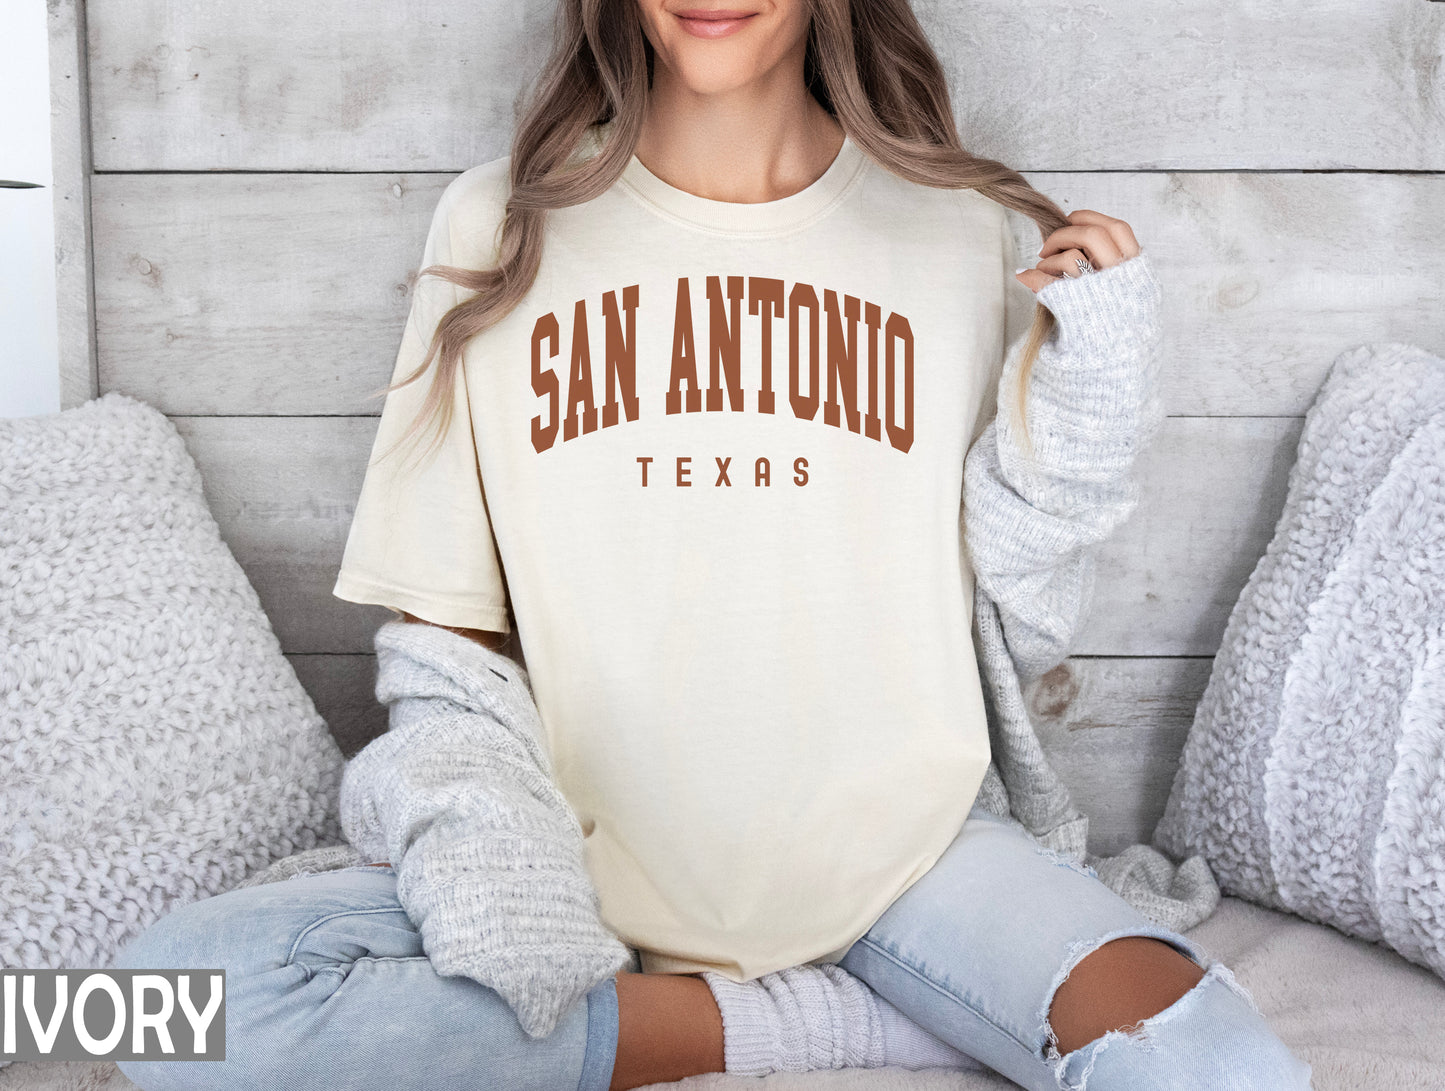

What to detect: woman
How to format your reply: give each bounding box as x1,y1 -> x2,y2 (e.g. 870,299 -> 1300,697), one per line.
114,1 -> 1315,1089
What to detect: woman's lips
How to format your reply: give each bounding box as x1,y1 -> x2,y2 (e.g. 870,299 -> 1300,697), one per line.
674,10 -> 758,38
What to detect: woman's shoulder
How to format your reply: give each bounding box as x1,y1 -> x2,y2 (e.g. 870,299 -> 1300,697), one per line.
433,126 -> 606,259
442,153 -> 513,223
855,154 -> 1006,257
430,153 -> 513,266
442,123 -> 603,223
949,183 -> 1011,229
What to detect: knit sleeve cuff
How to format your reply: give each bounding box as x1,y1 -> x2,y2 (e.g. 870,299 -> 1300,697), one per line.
1032,247 -> 1162,362
995,247 -> 1165,483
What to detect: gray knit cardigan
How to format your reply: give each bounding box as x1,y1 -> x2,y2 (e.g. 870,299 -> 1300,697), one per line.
963,250 -> 1218,926
304,247 -> 1219,1039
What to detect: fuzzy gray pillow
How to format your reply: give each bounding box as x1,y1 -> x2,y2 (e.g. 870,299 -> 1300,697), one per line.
0,391 -> 346,980
1153,342 -> 1445,981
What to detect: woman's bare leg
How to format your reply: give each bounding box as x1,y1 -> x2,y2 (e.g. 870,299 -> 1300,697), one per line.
1046,935 -> 1207,1055
609,971 -> 725,1090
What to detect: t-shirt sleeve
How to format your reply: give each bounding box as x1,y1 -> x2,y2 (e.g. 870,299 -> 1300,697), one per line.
967,205 -> 1038,453
331,179 -> 512,633
1000,210 -> 1041,372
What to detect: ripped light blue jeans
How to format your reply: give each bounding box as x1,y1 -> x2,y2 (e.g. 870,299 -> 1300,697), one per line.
113,801 -> 1312,1090
836,802 -> 1314,1090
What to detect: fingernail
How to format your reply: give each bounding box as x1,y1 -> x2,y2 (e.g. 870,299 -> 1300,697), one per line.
1013,266 -> 1030,275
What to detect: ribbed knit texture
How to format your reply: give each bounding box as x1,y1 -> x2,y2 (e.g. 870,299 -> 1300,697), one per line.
968,250 -> 1165,688
701,964 -> 887,1076
964,248 -> 1222,935
337,618 -> 632,1039
700,962 -> 980,1075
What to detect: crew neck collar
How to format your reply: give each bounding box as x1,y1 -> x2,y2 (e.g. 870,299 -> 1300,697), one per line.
586,119 -> 868,237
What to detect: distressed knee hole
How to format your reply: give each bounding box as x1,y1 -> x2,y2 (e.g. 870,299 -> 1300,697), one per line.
1040,932 -> 1212,1084
1040,960 -> 1260,1090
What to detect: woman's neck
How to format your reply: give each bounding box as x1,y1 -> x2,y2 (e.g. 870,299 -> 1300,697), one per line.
630,81 -> 844,206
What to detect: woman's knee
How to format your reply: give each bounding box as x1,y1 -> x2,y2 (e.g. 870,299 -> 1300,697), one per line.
112,887 -> 263,981
113,869 -> 414,1090
1045,935 -> 1206,1056
1042,945 -> 1314,1090
116,866 -> 412,971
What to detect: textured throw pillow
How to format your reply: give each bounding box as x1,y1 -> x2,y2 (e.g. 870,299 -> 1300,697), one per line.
1154,341 -> 1445,981
0,391 -> 346,978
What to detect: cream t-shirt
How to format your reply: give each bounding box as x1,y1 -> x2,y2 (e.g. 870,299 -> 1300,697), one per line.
334,119 -> 1036,979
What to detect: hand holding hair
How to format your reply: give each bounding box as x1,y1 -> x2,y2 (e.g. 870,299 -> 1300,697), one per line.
1014,208 -> 1145,293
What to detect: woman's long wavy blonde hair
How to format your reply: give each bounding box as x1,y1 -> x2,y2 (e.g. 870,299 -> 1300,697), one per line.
370,0 -> 1068,470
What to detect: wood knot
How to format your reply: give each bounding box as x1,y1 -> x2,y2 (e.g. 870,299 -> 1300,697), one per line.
1030,662 -> 1079,720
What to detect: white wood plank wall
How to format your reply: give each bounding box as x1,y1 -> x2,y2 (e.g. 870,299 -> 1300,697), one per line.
77,0 -> 1445,852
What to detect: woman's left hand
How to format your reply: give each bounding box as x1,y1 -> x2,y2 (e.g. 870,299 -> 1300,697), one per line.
1015,209 -> 1143,294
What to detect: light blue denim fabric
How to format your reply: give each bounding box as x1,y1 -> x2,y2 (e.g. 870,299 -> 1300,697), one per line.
838,802 -> 1315,1090
111,863 -> 618,1091
112,805 -> 1314,1091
